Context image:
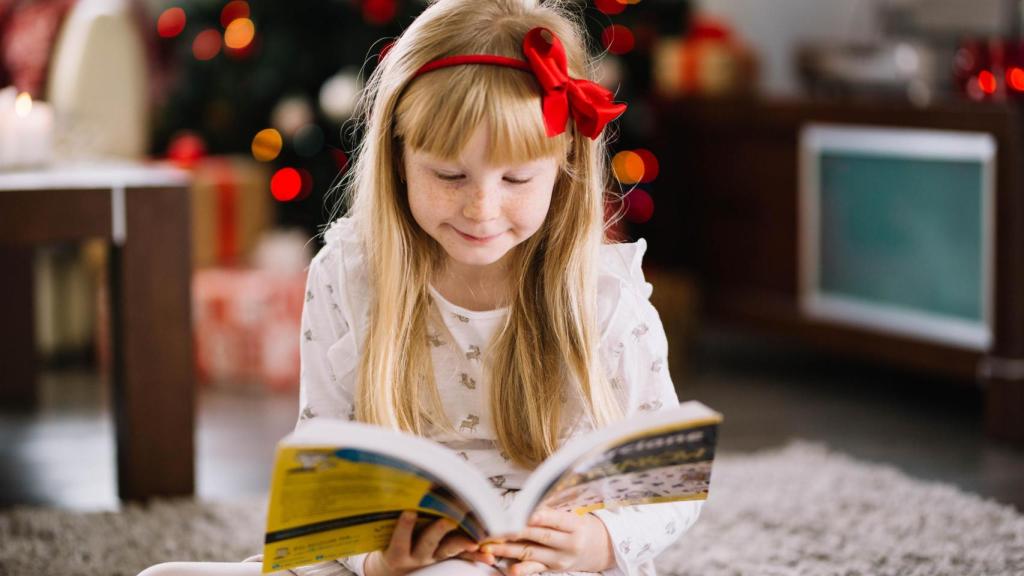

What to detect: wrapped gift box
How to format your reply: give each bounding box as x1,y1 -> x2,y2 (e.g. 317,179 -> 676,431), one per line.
190,156 -> 274,268
192,266 -> 306,392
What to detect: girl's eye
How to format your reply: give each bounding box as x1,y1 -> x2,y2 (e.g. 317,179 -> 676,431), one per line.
436,173 -> 463,181
505,177 -> 532,185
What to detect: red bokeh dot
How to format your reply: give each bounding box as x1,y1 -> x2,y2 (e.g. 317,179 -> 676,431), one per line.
363,0 -> 397,25
297,168 -> 314,201
271,168 -> 303,201
978,70 -> 997,95
220,0 -> 250,28
157,7 -> 186,38
166,131 -> 206,168
1008,67 -> 1024,92
634,149 -> 660,183
192,29 -> 222,61
601,25 -> 635,56
624,188 -> 654,224
595,0 -> 626,16
331,149 -> 349,171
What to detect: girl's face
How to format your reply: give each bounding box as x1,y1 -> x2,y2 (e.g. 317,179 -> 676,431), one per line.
404,123 -> 560,271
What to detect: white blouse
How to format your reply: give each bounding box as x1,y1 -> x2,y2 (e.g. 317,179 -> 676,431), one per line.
296,217 -> 702,576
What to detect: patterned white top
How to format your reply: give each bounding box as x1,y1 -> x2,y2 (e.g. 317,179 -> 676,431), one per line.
297,216 -> 703,576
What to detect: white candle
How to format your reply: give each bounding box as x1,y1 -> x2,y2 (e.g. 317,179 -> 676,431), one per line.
0,88 -> 55,170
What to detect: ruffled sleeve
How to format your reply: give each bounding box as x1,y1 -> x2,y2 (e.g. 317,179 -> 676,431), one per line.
591,238 -> 704,576
298,217 -> 371,575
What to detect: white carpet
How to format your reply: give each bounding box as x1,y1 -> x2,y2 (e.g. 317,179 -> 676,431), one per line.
1,442 -> 1022,576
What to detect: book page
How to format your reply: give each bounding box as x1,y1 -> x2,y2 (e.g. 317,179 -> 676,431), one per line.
262,445 -> 486,573
536,419 -> 718,514
509,402 -> 721,523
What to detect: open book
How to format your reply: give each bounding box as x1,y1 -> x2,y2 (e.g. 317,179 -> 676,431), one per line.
261,401 -> 721,573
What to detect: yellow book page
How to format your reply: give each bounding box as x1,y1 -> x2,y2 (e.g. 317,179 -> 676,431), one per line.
262,446 -> 449,573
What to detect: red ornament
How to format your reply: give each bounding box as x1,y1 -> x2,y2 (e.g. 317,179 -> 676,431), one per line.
623,188 -> 654,224
271,167 -> 303,201
166,131 -> 207,168
363,0 -> 397,26
601,25 -> 635,56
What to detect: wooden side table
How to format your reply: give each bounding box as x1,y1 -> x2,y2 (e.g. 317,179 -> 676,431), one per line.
0,162 -> 195,500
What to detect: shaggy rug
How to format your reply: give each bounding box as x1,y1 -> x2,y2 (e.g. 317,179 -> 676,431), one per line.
1,442 -> 1022,576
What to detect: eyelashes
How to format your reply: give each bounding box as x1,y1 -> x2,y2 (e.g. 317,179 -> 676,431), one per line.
435,173 -> 532,185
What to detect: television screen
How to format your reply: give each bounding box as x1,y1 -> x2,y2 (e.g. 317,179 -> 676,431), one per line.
800,124 -> 995,350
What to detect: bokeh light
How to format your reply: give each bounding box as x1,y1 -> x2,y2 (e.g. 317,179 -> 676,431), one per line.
634,149 -> 660,183
224,18 -> 255,50
624,188 -> 654,224
601,25 -> 635,55
594,0 -> 626,15
220,0 -> 249,28
193,29 -> 222,61
167,131 -> 207,168
612,150 -> 645,184
978,70 -> 997,95
1009,68 -> 1024,92
297,168 -> 314,201
331,149 -> 349,171
271,167 -> 303,201
294,124 -> 325,157
157,7 -> 186,38
363,0 -> 398,25
251,128 -> 283,162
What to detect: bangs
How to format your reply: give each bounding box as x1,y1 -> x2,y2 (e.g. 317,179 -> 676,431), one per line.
394,65 -> 570,166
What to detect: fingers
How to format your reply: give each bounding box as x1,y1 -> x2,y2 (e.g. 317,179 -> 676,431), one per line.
484,542 -> 558,568
506,561 -> 548,576
456,550 -> 495,565
411,516 -> 459,561
527,508 -> 578,533
434,533 -> 479,561
386,510 -> 417,559
514,526 -> 571,550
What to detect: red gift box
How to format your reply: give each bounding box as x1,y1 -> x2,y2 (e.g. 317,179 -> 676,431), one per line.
192,267 -> 306,392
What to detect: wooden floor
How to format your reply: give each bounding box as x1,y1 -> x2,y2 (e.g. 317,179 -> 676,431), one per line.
1,324 -> 1022,512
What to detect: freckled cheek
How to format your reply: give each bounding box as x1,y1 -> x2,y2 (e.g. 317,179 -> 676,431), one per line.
505,190 -> 553,232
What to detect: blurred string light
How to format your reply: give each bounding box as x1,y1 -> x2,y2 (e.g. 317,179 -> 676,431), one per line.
623,188 -> 654,224
601,24 -> 634,55
1009,67 -> 1024,92
193,29 -> 222,60
271,167 -> 302,201
220,0 -> 249,27
612,150 -> 644,184
224,17 -> 255,50
633,148 -> 659,182
167,131 -> 207,168
157,7 -> 186,38
595,0 -> 625,15
251,128 -> 283,162
978,70 -> 997,95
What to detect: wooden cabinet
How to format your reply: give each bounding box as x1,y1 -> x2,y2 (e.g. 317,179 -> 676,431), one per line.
648,97 -> 1024,444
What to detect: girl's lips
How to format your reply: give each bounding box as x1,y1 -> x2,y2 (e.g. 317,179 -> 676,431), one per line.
454,227 -> 502,243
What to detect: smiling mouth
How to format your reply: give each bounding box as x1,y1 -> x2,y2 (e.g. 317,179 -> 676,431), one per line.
453,227 -> 502,243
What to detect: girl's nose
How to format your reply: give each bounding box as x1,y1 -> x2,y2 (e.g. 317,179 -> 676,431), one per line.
462,185 -> 501,221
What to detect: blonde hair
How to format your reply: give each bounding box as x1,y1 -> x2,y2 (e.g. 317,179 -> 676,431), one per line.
334,0 -> 623,468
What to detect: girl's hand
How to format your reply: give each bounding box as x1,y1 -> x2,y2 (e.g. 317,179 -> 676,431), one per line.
483,509 -> 616,575
364,510 -> 479,576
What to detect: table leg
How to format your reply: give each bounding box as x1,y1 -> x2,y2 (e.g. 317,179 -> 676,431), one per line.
0,245 -> 37,408
110,186 -> 194,500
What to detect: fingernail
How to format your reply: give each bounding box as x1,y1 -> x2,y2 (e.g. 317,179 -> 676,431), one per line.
403,511 -> 416,521
481,544 -> 492,554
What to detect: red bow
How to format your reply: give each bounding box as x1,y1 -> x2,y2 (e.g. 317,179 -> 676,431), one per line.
522,27 -> 627,140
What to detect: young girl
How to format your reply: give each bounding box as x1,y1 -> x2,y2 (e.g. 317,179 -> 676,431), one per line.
139,1 -> 702,575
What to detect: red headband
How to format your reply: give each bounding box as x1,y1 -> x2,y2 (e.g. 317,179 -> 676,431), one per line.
409,27 -> 627,140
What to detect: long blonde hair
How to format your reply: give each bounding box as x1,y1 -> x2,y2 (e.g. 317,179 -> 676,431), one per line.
334,0 -> 623,468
